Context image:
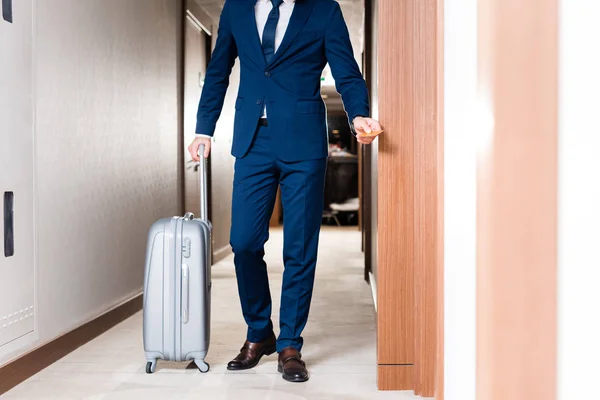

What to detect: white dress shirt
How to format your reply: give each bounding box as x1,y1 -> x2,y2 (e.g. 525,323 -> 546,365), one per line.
197,0 -> 296,138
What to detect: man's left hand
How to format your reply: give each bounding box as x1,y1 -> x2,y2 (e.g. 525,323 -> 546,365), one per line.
353,117 -> 383,145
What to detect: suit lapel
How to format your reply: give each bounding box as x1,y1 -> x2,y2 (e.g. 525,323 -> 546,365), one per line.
239,0 -> 267,67
267,0 -> 315,68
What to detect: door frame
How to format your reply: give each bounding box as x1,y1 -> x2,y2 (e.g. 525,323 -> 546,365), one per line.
361,0 -> 374,284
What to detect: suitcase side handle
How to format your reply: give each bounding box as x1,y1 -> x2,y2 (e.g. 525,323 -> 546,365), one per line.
197,144 -> 208,222
182,264 -> 190,324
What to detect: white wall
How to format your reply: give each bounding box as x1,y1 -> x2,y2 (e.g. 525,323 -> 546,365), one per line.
1,0 -> 182,365
557,1 -> 600,398
443,0 -> 478,399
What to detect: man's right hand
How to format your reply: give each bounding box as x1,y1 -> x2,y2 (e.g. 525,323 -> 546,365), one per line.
188,136 -> 212,161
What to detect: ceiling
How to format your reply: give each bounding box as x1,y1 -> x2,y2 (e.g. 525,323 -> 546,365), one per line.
193,0 -> 366,113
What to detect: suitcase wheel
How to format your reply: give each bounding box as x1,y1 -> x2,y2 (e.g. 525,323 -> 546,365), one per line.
194,360 -> 210,373
145,360 -> 157,374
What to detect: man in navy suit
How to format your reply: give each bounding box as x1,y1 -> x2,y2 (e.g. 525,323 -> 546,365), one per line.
188,0 -> 381,382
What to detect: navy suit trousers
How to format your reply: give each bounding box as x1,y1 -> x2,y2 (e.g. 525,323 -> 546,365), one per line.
230,123 -> 327,352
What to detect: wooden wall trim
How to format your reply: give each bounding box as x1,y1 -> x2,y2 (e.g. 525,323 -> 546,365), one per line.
435,0 -> 445,398
0,295 -> 142,395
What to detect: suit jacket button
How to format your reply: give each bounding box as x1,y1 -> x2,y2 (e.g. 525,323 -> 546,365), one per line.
265,71 -> 271,77
256,100 -> 262,105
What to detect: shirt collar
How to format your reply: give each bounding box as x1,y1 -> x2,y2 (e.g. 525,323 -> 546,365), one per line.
257,0 -> 295,3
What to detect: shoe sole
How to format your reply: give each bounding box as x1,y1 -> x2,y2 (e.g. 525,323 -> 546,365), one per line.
277,364 -> 309,382
226,345 -> 277,371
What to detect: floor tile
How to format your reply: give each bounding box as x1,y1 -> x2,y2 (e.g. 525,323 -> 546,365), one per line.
4,228 -> 421,400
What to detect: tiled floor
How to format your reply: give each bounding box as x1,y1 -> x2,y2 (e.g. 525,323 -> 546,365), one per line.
4,227 -> 419,400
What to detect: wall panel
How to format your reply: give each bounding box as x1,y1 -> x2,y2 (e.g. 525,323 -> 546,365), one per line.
376,0 -> 442,394
412,0 -> 441,396
377,0 -> 415,376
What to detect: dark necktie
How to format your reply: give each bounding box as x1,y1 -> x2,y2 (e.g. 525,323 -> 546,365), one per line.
262,0 -> 284,64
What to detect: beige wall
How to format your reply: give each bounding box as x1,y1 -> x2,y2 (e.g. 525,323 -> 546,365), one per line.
1,0 -> 182,365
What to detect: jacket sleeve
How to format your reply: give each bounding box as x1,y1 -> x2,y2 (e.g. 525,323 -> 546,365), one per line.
324,1 -> 370,124
195,1 -> 238,136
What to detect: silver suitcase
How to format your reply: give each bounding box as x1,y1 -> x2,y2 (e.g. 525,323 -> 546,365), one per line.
143,145 -> 212,374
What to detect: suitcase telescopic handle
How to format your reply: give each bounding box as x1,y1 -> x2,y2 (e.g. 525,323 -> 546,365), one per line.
198,144 -> 208,222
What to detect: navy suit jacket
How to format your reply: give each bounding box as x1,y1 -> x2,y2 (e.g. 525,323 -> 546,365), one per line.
195,0 -> 370,161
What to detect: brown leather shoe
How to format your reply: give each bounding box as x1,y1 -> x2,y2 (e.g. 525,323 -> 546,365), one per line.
277,347 -> 309,382
227,334 -> 277,371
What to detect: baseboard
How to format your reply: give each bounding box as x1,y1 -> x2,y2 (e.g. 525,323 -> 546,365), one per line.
213,244 -> 231,264
0,294 -> 143,395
